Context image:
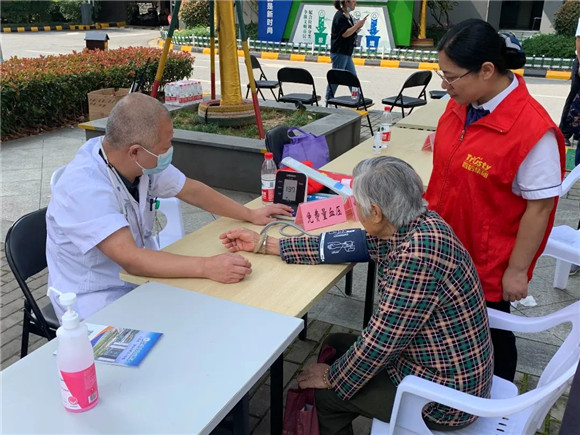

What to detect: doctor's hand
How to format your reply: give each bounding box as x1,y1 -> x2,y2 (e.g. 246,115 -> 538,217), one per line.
220,228 -> 260,253
502,266 -> 529,302
248,203 -> 293,225
202,253 -> 252,283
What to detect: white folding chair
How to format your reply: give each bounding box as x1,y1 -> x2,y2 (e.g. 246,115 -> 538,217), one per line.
371,301 -> 580,435
50,165 -> 67,192
157,197 -> 184,249
541,164 -> 580,289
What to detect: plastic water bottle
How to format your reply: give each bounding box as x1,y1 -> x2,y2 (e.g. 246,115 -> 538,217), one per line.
380,107 -> 393,148
48,287 -> 99,413
261,152 -> 276,203
351,87 -> 359,101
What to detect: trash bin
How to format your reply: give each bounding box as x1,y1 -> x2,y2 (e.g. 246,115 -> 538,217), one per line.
85,31 -> 109,50
80,3 -> 93,25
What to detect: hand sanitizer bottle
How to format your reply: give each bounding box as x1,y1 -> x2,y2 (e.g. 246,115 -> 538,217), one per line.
48,287 -> 99,412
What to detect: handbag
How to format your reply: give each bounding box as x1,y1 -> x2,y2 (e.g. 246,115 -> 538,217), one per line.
281,127 -> 330,170
282,345 -> 337,435
566,91 -> 580,134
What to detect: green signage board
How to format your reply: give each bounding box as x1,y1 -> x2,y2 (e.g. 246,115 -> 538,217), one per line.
282,0 -> 413,47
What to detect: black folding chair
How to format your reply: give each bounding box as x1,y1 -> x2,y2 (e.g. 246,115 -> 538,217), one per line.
245,55 -> 279,101
326,69 -> 374,135
429,90 -> 448,100
382,70 -> 432,118
5,208 -> 59,357
277,67 -> 321,107
265,125 -> 292,167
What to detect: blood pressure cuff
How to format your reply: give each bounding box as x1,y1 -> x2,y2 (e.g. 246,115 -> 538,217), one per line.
319,229 -> 370,264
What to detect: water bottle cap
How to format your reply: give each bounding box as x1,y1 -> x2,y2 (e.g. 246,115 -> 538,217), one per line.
265,152 -> 273,160
384,107 -> 391,112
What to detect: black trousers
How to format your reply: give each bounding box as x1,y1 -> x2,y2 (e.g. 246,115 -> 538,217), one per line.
486,299 -> 517,382
314,333 -> 470,435
559,57 -> 580,139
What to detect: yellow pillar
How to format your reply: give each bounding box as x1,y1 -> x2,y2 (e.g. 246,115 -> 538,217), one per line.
419,0 -> 427,40
216,0 -> 242,106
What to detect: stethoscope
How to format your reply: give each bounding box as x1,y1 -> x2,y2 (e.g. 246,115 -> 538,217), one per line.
99,139 -> 151,247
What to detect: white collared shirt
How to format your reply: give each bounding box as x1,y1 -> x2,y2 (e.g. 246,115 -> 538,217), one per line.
46,136 -> 186,320
471,74 -> 561,199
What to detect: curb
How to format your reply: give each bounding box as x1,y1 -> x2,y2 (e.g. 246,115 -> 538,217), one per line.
159,39 -> 573,81
2,21 -> 125,33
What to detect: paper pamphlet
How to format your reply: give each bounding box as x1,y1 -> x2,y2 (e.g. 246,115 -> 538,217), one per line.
54,324 -> 163,367
88,324 -> 162,367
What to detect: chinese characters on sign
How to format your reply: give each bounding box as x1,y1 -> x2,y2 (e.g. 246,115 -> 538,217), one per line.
267,0 -> 273,35
295,196 -> 358,231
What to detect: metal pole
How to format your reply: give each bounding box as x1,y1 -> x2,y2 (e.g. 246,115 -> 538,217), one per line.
151,0 -> 182,98
210,0 -> 216,100
235,0 -> 264,139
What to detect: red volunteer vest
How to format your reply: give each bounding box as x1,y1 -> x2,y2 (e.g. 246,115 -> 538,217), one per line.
424,75 -> 565,302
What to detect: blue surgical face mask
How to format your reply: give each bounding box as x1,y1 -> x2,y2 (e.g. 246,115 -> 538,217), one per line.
137,145 -> 173,175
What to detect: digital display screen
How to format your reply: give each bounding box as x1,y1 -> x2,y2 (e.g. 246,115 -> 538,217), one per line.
282,179 -> 298,201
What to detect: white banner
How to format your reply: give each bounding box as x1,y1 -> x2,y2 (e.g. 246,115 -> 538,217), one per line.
290,4 -> 394,51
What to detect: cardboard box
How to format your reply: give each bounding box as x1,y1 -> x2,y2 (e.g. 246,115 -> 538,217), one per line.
88,88 -> 130,121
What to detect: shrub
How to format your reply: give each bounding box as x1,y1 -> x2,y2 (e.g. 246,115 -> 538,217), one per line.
0,1 -> 53,24
175,25 -> 211,38
1,47 -> 194,139
245,22 -> 258,40
554,0 -> 580,37
52,0 -> 83,22
179,0 -> 211,28
522,33 -> 576,58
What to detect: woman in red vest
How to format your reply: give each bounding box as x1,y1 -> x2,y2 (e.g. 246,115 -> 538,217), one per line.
424,19 -> 565,382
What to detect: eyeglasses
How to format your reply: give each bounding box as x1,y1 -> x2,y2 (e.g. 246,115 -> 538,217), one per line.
434,69 -> 473,87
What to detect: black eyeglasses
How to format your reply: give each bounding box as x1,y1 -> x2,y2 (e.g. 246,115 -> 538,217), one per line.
435,69 -> 473,87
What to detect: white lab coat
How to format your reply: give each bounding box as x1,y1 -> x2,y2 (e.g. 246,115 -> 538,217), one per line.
46,136 -> 186,320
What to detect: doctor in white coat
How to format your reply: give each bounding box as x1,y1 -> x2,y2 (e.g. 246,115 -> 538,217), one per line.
47,93 -> 292,320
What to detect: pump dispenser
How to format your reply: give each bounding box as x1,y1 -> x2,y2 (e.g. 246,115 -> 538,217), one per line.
48,287 -> 99,412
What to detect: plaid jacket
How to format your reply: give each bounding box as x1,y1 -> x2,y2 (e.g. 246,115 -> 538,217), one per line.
279,210 -> 494,426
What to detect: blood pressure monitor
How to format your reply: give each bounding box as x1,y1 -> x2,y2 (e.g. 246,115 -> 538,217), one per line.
273,171 -> 308,216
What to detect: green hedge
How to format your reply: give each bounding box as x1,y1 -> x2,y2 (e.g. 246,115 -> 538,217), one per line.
1,47 -> 194,139
522,33 -> 576,59
179,0 -> 210,28
0,0 -> 101,25
554,0 -> 580,38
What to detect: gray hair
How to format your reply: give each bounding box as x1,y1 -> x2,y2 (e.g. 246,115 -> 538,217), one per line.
352,156 -> 426,228
104,93 -> 171,150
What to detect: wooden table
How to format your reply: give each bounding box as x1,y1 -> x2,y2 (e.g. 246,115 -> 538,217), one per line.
120,126 -> 434,433
122,206 -> 357,435
392,99 -> 447,132
0,282 -> 303,435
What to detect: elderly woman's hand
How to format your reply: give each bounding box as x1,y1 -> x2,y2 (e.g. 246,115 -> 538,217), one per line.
219,228 -> 260,253
296,363 -> 331,390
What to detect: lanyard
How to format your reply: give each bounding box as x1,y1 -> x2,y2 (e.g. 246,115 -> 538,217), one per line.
99,140 -> 147,247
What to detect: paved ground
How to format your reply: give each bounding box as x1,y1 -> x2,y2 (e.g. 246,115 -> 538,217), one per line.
1,29 -> 579,434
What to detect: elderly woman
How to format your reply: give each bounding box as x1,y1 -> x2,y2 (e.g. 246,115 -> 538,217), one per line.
220,157 -> 493,434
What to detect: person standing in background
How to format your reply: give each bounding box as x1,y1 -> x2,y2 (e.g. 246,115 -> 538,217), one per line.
325,0 -> 367,103
425,19 -> 565,383
559,16 -> 580,148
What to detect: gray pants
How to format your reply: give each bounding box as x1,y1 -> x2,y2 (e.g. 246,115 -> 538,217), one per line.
314,333 -> 470,435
